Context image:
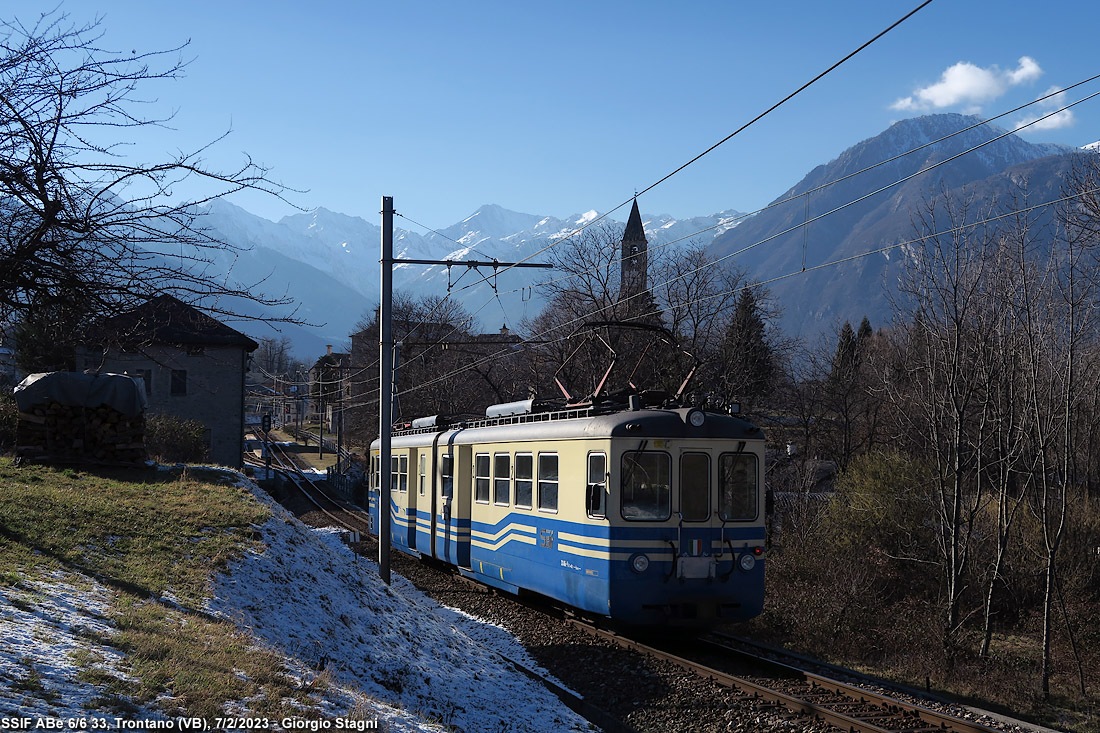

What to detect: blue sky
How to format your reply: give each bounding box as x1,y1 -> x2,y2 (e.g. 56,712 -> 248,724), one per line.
8,1 -> 1099,230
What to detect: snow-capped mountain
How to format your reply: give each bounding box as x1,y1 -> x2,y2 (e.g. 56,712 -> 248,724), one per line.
192,112 -> 1085,358
194,200 -> 744,357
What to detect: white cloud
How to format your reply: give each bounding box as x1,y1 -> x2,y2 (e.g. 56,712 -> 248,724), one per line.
891,56 -> 1042,113
1014,86 -> 1077,133
1007,56 -> 1042,85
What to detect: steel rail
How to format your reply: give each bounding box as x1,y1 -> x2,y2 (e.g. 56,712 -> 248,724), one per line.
566,621 -> 1001,733
698,635 -> 1003,733
246,433 -> 370,536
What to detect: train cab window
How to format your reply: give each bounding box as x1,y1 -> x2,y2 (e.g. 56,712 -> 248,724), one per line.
537,453 -> 558,513
475,453 -> 491,503
680,453 -> 710,521
418,454 -> 427,496
515,453 -> 533,509
719,453 -> 758,521
441,453 -> 454,499
391,454 -> 408,493
586,452 -> 607,519
621,451 -> 671,521
494,453 -> 511,506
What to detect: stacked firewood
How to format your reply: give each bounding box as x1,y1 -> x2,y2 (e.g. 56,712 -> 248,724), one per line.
17,401 -> 146,465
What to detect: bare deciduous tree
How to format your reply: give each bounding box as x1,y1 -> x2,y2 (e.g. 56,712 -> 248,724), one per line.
892,187 -> 999,662
0,10 -> 302,354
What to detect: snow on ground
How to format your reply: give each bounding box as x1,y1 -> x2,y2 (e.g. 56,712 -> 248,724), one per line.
0,471 -> 596,731
209,480 -> 595,732
0,569 -> 158,718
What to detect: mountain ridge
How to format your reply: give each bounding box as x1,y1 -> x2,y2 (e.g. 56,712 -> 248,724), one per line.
707,113 -> 1081,335
192,113 -> 1087,356
196,199 -> 745,357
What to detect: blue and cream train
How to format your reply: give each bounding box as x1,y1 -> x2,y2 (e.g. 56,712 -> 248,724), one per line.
367,397 -> 766,627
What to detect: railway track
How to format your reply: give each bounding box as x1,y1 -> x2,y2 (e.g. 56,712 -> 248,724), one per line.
245,431 -> 371,537
566,620 -> 1024,733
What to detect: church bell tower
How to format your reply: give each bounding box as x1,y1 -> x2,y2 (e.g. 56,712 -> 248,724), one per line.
620,198 -> 648,300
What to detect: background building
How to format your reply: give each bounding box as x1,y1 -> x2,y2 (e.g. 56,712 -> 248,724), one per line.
76,295 -> 258,468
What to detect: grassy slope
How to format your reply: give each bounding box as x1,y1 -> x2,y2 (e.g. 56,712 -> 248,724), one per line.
0,458 -> 327,718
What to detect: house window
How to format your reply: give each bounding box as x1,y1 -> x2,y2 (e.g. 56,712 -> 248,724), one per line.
170,370 -> 187,396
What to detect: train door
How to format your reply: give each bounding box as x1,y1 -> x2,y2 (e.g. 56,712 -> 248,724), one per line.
389,451 -> 410,552
432,437 -> 472,568
368,449 -> 379,536
433,447 -> 452,562
412,451 -> 428,551
405,448 -> 419,551
678,449 -> 715,574
453,444 -> 473,568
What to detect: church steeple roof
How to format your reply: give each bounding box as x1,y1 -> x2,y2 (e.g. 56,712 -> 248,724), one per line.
622,198 -> 647,244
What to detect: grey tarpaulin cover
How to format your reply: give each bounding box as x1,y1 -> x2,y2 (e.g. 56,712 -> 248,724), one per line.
14,372 -> 148,417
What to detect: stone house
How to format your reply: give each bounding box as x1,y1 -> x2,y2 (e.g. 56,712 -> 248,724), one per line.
76,295 -> 258,468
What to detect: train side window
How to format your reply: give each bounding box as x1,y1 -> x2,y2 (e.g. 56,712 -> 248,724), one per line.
475,453 -> 491,504
390,455 -> 408,493
441,453 -> 453,499
390,456 -> 397,492
515,453 -> 533,509
681,452 -> 710,521
537,453 -> 558,513
370,454 -> 379,491
586,452 -> 606,518
719,453 -> 758,521
621,451 -> 671,521
418,454 -> 427,496
494,453 -> 511,506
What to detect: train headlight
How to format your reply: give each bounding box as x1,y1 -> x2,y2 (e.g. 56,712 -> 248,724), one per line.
739,553 -> 756,572
687,409 -> 706,427
631,553 -> 650,573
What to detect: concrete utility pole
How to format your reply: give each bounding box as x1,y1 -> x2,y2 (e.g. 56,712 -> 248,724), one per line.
377,195 -> 550,586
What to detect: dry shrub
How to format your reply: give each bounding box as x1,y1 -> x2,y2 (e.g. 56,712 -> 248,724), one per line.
145,413 -> 208,464
0,395 -> 16,450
